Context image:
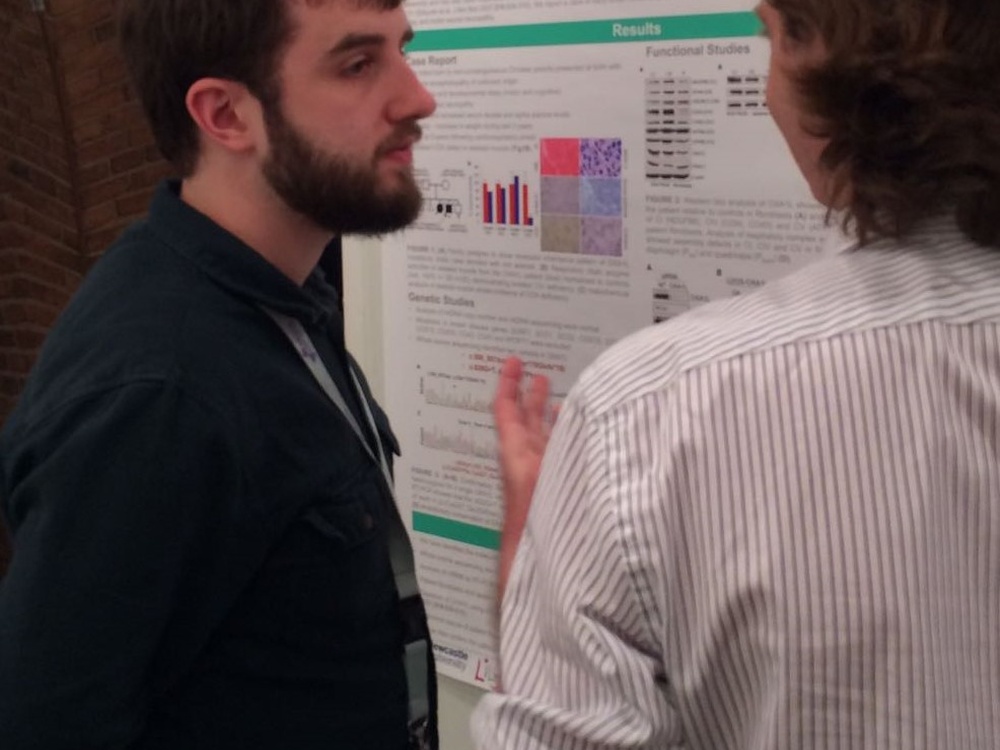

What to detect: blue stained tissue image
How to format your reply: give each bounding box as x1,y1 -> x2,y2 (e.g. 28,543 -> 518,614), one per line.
580,177 -> 623,216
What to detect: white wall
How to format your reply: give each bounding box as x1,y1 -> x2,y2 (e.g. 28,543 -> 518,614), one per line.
343,237 -> 484,750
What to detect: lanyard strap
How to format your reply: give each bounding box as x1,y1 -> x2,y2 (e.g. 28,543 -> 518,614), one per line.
262,308 -> 429,735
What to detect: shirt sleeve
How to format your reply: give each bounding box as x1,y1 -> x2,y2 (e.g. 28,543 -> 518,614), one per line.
471,386 -> 683,749
0,381 -> 247,749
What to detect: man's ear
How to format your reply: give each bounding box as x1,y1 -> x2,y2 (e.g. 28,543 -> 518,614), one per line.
185,78 -> 264,157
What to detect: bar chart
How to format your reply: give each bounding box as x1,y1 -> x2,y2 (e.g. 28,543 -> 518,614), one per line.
481,175 -> 535,227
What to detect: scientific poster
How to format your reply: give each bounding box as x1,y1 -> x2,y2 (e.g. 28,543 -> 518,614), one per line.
382,0 -> 835,688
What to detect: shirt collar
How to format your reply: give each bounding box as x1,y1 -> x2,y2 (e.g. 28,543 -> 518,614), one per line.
144,180 -> 341,327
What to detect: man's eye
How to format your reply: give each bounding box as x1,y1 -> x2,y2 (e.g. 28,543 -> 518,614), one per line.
343,57 -> 374,76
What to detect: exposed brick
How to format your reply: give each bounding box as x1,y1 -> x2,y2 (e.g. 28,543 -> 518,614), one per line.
77,134 -> 118,165
23,300 -> 60,328
1,0 -> 172,428
0,221 -> 22,248
84,224 -> 124,257
79,160 -> 110,184
6,352 -> 35,375
83,173 -> 131,208
15,327 -> 48,351
0,302 -> 26,325
64,67 -> 101,99
0,394 -> 16,421
5,171 -> 67,210
12,138 -> 68,179
51,0 -> 113,31
30,167 -> 57,196
127,123 -> 157,150
7,157 -> 30,181
32,193 -> 75,229
56,24 -> 97,62
55,183 -> 74,205
0,374 -> 26,397
22,123 -> 53,153
110,146 -> 147,175
72,114 -> 107,144
82,199 -> 117,232
59,223 -> 80,250
0,200 -> 26,225
100,61 -> 129,86
23,205 -> 72,242
72,84 -> 128,122
116,186 -> 154,217
8,25 -> 42,50
129,161 -> 173,188
92,19 -> 115,44
14,258 -> 70,289
13,236 -> 78,270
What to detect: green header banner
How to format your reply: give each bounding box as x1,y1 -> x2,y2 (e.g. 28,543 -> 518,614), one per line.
412,511 -> 501,551
409,12 -> 760,52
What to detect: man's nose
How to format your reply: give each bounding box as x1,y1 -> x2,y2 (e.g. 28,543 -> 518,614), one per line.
388,59 -> 437,122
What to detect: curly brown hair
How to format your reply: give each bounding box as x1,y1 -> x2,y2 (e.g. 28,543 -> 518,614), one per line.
117,0 -> 403,177
767,0 -> 1000,248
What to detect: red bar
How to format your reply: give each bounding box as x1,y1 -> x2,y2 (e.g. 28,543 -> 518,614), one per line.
523,184 -> 532,226
496,183 -> 504,224
483,183 -> 491,223
510,182 -> 518,226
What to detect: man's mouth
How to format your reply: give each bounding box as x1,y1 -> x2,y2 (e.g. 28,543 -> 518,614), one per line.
379,125 -> 423,164
381,143 -> 415,165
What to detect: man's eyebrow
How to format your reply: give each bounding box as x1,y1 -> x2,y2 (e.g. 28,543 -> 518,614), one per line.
327,27 -> 415,56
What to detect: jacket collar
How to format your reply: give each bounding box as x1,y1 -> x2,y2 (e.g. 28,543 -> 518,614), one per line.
145,180 -> 341,328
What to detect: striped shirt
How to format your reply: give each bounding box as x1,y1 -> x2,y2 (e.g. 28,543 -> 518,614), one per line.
472,220 -> 1000,749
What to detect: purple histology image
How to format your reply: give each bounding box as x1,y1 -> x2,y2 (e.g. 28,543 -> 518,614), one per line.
580,177 -> 622,217
581,139 -> 623,177
581,216 -> 623,256
540,176 -> 580,215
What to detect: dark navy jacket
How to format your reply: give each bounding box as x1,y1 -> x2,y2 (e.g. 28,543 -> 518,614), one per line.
0,181 -> 436,749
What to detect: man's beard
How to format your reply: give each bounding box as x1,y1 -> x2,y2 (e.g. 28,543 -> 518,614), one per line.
260,103 -> 424,236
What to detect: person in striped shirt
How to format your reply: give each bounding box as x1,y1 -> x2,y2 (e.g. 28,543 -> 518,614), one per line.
474,0 -> 1000,747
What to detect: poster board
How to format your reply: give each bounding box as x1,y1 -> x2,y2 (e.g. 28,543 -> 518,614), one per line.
382,0 -> 835,689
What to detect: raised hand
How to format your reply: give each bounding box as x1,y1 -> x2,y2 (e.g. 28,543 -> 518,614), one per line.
493,356 -> 556,599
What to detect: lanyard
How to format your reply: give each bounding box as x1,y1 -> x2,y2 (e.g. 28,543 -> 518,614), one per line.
262,308 -> 430,743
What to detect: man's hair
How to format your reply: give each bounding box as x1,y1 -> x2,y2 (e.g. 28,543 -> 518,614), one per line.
768,0 -> 1000,247
117,0 -> 402,177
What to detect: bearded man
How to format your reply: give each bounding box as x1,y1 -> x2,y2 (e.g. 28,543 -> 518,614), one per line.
0,2 -> 438,748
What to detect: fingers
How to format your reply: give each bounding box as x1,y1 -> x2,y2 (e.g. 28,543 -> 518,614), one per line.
523,370 -> 551,440
493,356 -> 526,436
493,355 -> 556,450
494,356 -> 524,404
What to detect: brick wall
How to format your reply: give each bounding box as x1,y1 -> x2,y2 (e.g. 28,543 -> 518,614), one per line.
1,0 -> 80,427
54,0 -> 172,263
0,0 -> 172,573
